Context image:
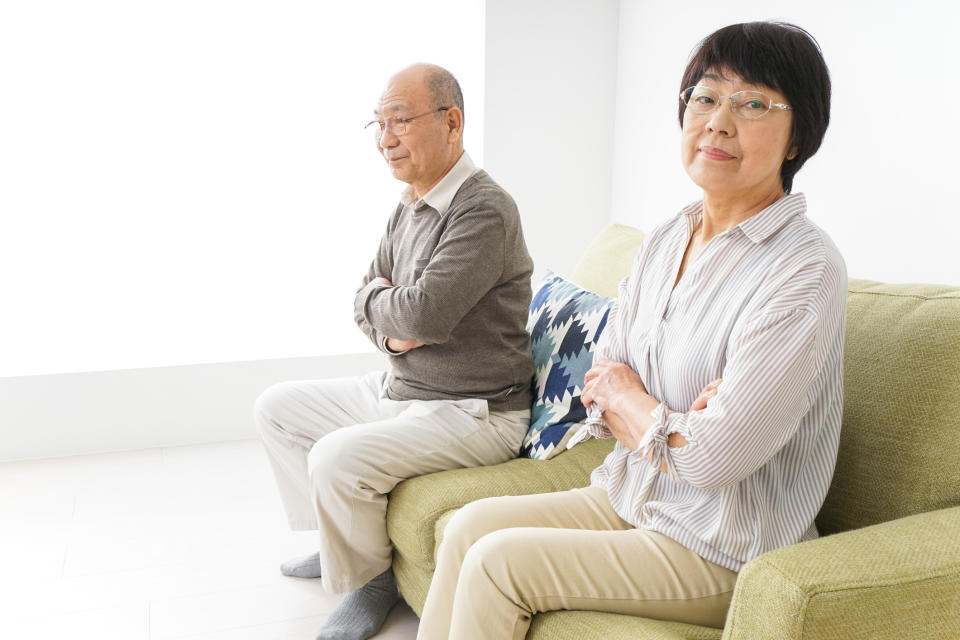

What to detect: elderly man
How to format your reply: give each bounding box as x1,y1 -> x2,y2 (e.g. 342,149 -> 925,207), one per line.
255,63 -> 534,640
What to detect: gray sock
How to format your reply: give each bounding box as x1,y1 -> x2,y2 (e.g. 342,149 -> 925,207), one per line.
316,568 -> 400,640
280,551 -> 323,578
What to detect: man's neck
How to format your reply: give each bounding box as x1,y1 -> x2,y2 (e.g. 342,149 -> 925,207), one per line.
411,148 -> 464,200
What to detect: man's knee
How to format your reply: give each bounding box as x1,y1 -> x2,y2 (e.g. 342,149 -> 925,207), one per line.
253,381 -> 298,437
306,428 -> 361,489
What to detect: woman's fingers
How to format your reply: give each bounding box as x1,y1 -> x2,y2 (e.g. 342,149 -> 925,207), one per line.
689,378 -> 723,412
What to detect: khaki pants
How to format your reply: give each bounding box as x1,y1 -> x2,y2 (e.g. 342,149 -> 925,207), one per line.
417,485 -> 738,640
255,370 -> 529,594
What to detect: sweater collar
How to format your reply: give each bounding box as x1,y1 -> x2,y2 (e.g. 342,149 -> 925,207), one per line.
401,151 -> 478,216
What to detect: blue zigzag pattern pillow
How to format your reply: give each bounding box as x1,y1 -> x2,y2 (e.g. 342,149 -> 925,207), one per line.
521,272 -> 614,459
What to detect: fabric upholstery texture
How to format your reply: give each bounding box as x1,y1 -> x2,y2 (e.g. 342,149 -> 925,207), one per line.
817,279 -> 960,535
530,611 -> 722,640
522,272 -> 614,459
386,438 -> 614,615
568,223 -> 646,297
385,224 -> 960,639
723,505 -> 960,640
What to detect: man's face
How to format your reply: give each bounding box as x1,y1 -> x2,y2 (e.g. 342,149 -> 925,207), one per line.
373,68 -> 456,197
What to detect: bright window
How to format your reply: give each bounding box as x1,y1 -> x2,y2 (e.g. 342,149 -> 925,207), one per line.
0,1 -> 485,377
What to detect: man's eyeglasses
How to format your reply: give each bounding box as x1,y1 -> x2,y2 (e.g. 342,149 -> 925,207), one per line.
365,107 -> 451,140
680,86 -> 792,120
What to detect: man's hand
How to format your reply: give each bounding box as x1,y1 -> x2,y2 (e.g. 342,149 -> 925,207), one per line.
373,276 -> 393,287
386,337 -> 426,353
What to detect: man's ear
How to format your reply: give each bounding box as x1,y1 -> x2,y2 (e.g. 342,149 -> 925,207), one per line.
445,107 -> 464,143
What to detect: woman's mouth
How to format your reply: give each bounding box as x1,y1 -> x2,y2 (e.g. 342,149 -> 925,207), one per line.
699,146 -> 735,160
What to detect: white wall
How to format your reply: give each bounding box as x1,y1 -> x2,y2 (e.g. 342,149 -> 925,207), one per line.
484,0 -> 620,281
0,0 -> 485,379
0,353 -> 387,461
610,0 -> 960,286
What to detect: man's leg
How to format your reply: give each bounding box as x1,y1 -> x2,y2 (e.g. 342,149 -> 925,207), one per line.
255,371 -> 401,577
308,397 -> 525,593
310,399 -> 527,640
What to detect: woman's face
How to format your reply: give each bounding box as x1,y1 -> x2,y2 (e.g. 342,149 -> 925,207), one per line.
681,70 -> 796,202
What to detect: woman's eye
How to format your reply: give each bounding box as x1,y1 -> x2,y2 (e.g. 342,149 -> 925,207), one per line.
745,100 -> 765,110
694,95 -> 715,105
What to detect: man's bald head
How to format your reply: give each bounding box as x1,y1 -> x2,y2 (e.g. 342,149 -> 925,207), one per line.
392,63 -> 464,125
374,64 -> 466,197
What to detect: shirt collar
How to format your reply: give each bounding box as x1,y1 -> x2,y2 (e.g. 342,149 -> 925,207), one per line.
682,192 -> 807,244
400,151 -> 478,216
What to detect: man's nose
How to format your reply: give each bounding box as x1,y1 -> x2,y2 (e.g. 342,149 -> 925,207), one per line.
378,127 -> 400,148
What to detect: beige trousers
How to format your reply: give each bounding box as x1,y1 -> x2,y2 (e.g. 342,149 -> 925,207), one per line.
417,485 -> 738,640
255,370 -> 529,594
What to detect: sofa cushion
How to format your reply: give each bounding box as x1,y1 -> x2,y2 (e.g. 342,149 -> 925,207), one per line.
522,272 -> 615,459
386,438 -> 615,614
817,279 -> 960,535
569,223 -> 646,297
529,610 -> 722,640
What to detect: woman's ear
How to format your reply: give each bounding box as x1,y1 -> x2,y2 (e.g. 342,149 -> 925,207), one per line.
786,146 -> 799,161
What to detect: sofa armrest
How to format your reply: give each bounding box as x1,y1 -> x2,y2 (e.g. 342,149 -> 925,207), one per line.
722,505 -> 960,640
387,438 -> 613,569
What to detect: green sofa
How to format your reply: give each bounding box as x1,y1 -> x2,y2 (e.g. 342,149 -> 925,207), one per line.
385,223 -> 960,639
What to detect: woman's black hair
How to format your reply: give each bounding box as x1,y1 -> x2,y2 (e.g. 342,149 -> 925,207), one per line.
679,22 -> 831,194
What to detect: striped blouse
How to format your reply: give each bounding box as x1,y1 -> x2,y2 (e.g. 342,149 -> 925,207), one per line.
584,193 -> 846,572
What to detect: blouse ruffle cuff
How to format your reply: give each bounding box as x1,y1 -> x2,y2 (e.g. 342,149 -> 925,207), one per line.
565,404 -> 612,449
629,401 -> 674,475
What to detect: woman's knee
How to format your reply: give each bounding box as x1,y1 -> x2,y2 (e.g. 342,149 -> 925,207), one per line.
458,528 -> 531,599
443,497 -> 520,554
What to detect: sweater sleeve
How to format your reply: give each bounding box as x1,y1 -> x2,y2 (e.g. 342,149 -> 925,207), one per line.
355,203 -> 506,345
353,211 -> 397,355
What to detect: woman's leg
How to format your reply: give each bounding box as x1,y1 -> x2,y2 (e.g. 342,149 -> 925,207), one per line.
417,485 -> 631,640
450,525 -> 737,640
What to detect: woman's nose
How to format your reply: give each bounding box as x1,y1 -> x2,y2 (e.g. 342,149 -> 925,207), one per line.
705,101 -> 735,136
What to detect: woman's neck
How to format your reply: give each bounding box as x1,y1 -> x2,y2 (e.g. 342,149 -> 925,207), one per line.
700,188 -> 785,243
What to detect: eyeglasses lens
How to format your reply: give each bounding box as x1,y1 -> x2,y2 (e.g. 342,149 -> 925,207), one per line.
682,86 -> 773,120
732,92 -> 771,119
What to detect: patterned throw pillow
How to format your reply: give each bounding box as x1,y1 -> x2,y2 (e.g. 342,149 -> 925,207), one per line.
521,272 -> 614,459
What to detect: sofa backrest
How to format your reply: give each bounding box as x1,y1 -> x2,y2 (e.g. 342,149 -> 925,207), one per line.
816,279 -> 960,535
572,224 -> 960,536
570,223 -> 646,297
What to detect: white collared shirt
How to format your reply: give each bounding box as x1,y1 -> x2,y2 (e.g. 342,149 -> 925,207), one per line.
400,151 -> 479,216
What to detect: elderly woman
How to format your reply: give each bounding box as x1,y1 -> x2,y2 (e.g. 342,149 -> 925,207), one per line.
416,21 -> 845,639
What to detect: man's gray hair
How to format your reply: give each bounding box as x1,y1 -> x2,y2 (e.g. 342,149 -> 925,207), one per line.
426,66 -> 465,123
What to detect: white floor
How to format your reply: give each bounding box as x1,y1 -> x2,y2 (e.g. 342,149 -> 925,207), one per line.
0,439 -> 419,640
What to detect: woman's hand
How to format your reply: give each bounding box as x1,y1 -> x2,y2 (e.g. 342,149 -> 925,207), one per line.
659,379 -> 722,456
582,359 -> 648,415
689,378 -> 722,412
582,360 -> 653,450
